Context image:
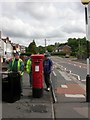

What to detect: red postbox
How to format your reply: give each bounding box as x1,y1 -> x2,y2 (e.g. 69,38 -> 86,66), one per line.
31,54 -> 44,98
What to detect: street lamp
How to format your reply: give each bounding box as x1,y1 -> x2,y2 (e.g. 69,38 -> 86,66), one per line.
81,0 -> 90,102
81,0 -> 90,5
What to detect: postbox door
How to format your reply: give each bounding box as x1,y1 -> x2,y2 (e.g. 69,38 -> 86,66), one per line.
32,60 -> 43,88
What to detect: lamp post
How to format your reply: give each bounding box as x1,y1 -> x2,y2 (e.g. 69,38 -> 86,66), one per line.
0,31 -> 2,64
81,0 -> 90,102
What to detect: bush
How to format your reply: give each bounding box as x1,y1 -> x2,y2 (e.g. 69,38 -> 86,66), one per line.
51,52 -> 66,56
20,52 -> 32,56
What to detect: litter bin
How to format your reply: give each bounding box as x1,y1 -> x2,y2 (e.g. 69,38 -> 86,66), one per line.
2,71 -> 21,103
31,54 -> 44,98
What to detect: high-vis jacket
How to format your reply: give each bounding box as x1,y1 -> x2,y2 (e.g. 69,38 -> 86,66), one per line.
26,59 -> 32,74
8,58 -> 24,76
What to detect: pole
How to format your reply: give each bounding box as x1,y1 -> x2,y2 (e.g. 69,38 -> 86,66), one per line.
85,5 -> 90,102
0,31 -> 2,120
0,31 -> 1,64
45,39 -> 46,53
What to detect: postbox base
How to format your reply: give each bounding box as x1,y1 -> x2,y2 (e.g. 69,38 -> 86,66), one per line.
32,88 -> 43,98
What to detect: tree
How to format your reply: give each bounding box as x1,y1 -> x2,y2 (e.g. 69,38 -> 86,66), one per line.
67,38 -> 79,56
47,45 -> 55,53
38,46 -> 45,54
67,37 -> 89,58
27,40 -> 38,54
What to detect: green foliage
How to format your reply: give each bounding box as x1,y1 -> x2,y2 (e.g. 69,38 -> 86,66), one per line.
67,37 -> 89,59
67,38 -> 78,53
20,52 -> 32,56
27,40 -> 38,54
38,46 -> 45,54
47,45 -> 55,53
23,37 -> 90,60
51,51 -> 66,56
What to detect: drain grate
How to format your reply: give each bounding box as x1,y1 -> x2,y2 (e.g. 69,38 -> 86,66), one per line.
28,104 -> 48,113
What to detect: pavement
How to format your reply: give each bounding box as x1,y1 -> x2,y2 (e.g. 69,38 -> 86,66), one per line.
1,62 -> 89,119
2,72 -> 54,119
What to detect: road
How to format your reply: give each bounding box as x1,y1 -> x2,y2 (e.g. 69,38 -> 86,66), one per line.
51,56 -> 88,118
51,56 -> 87,82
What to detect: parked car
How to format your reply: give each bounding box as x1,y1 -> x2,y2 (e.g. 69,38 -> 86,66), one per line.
65,54 -> 69,58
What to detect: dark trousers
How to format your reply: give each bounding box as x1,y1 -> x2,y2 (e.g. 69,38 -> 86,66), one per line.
29,72 -> 32,87
20,77 -> 23,93
44,73 -> 51,88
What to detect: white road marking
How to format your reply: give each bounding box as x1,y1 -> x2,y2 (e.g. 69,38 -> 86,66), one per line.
74,64 -> 76,66
61,85 -> 68,88
81,79 -> 86,81
58,70 -> 71,81
53,71 -> 57,77
70,73 -> 81,81
65,94 -> 85,98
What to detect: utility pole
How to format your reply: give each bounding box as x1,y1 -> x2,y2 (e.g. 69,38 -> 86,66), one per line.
45,39 -> 47,53
45,39 -> 50,53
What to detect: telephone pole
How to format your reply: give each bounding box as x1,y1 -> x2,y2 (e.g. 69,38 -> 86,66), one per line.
45,39 -> 50,53
45,39 -> 47,53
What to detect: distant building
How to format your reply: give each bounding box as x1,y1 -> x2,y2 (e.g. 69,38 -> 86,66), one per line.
2,37 -> 13,61
20,45 -> 26,53
0,31 -> 26,62
54,45 -> 71,56
62,45 -> 71,55
11,43 -> 21,54
11,43 -> 26,54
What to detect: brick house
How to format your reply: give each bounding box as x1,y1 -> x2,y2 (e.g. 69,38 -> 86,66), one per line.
54,45 -> 71,56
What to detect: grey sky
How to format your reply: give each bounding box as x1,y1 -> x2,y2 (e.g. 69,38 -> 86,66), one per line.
0,0 -> 88,47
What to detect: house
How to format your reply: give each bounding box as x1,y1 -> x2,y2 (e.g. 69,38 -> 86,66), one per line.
2,37 -> 13,62
0,30 -> 26,62
62,45 -> 71,55
20,45 -> 26,53
11,43 -> 21,54
11,43 -> 26,54
54,45 -> 71,56
0,38 -> 6,62
0,31 -> 3,63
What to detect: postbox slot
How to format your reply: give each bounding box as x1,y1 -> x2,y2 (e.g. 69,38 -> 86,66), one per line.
34,61 -> 40,64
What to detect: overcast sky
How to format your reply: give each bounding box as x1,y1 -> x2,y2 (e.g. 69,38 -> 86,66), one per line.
0,0 -> 89,47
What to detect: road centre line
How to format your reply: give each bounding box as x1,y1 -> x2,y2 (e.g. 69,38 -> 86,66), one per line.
53,61 -> 81,81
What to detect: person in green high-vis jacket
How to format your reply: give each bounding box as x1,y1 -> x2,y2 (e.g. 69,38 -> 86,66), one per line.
8,52 -> 24,96
26,56 -> 32,87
